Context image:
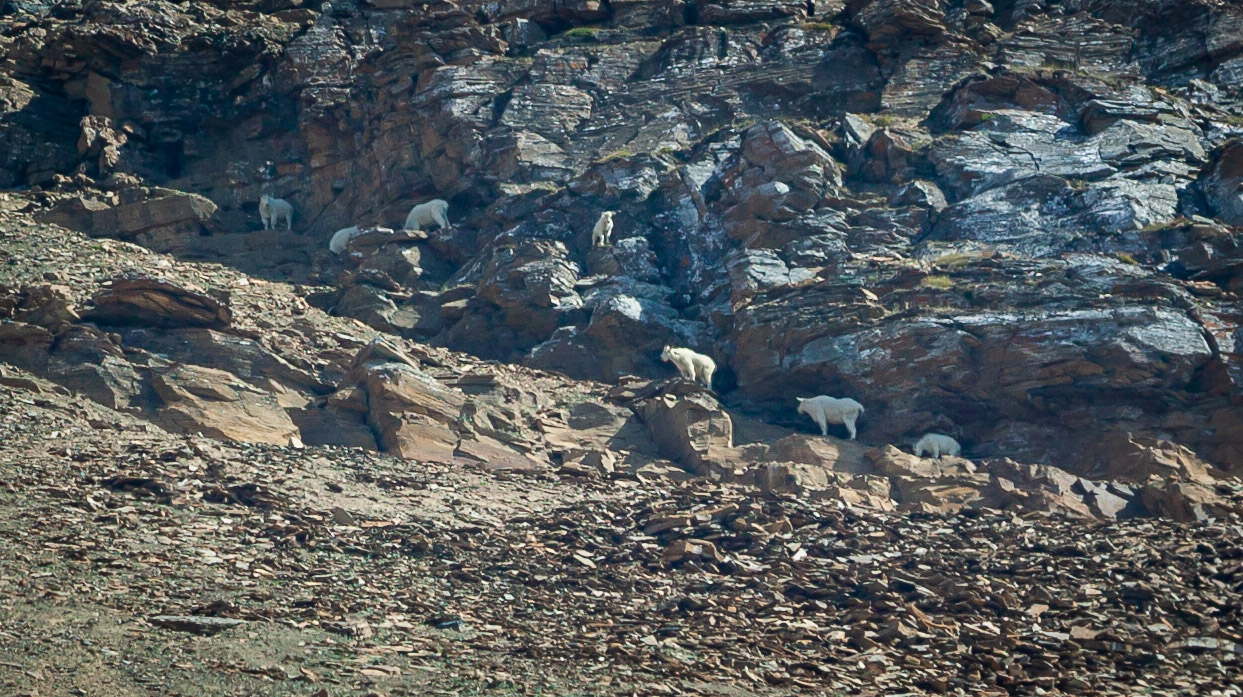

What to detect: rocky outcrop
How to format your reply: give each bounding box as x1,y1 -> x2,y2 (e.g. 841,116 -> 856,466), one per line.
40,188 -> 221,248
333,339 -> 465,463
631,380 -> 735,476
152,364 -> 299,446
1203,140 -> 1243,226
1,0 -> 1242,522
83,275 -> 232,329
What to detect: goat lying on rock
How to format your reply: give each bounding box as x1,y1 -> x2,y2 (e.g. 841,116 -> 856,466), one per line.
796,395 -> 864,440
403,198 -> 450,231
914,433 -> 961,459
592,211 -> 615,247
328,225 -> 361,255
661,345 -> 715,389
259,194 -> 293,230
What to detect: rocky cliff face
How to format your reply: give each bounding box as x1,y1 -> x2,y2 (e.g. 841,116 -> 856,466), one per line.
3,0 -> 1243,520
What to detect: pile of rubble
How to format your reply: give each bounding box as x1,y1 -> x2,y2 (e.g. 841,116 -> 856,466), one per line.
2,372 -> 1240,695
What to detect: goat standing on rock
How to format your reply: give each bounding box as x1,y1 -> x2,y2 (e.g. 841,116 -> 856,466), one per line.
403,198 -> 450,231
796,395 -> 865,440
592,211 -> 615,247
259,194 -> 293,230
914,433 -> 961,459
661,345 -> 715,389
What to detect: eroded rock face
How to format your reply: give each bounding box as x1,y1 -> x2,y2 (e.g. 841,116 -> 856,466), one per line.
1203,140 -> 1243,226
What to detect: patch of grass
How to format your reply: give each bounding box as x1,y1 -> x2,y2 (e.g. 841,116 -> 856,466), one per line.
563,26 -> 603,39
978,112 -> 996,122
732,116 -> 760,131
873,114 -> 896,128
801,22 -> 836,31
1114,252 -> 1139,265
932,252 -> 977,270
1139,217 -> 1190,234
920,274 -> 954,290
598,148 -> 634,162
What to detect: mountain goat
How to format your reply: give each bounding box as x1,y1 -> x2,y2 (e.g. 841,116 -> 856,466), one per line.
796,395 -> 865,440
592,211 -> 615,247
661,345 -> 715,389
403,198 -> 450,231
914,433 -> 961,459
259,194 -> 293,230
328,225 -> 361,255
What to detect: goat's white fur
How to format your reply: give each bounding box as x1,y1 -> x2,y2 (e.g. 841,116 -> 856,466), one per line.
592,211 -> 615,247
259,194 -> 293,230
329,225 -> 362,255
403,198 -> 450,231
796,395 -> 865,440
914,433 -> 961,459
661,345 -> 715,388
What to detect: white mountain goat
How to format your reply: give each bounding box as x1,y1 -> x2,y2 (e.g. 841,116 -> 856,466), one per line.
661,345 -> 716,389
796,395 -> 865,440
403,198 -> 450,231
591,211 -> 615,247
259,194 -> 293,230
328,225 -> 361,255
914,433 -> 961,459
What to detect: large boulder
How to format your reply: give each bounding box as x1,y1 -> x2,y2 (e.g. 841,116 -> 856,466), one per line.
119,327 -> 323,392
525,277 -> 711,383
0,318 -> 144,410
631,381 -> 735,476
40,188 -> 220,248
339,339 -> 466,463
853,0 -> 947,44
83,275 -> 231,329
928,175 -> 1179,257
152,364 -> 300,446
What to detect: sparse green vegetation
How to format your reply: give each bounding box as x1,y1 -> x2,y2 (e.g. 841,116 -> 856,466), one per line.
1140,217 -> 1191,234
978,112 -> 996,122
932,252 -> 978,270
598,148 -> 634,162
563,26 -> 603,39
732,116 -> 760,130
801,22 -> 836,31
921,274 -> 954,290
873,114 -> 897,128
1115,252 -> 1140,265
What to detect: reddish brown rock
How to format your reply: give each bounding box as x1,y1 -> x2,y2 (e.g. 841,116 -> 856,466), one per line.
83,275 -> 231,329
631,381 -> 734,476
152,364 -> 299,446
